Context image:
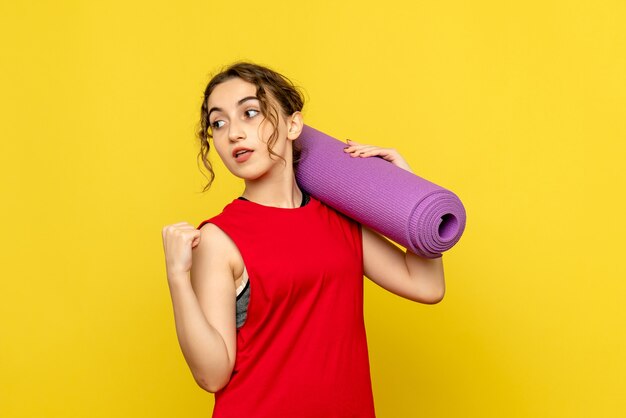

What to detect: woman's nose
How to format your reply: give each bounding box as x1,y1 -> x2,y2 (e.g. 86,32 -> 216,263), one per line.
228,120 -> 246,142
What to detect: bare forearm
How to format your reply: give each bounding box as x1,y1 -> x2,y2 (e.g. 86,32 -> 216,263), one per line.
404,252 -> 446,304
167,273 -> 231,391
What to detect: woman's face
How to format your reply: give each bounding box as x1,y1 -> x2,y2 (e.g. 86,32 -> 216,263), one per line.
206,77 -> 292,181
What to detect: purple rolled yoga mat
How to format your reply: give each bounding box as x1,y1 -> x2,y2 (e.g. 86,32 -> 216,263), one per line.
294,125 -> 466,258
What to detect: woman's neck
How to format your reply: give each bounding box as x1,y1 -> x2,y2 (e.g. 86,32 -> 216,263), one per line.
241,173 -> 303,209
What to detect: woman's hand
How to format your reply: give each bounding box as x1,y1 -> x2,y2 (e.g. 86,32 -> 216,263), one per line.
162,222 -> 202,280
343,139 -> 414,174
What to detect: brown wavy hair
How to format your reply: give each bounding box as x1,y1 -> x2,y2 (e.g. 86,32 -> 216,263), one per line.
196,62 -> 305,192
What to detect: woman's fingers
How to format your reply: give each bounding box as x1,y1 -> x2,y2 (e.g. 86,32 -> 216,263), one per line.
350,145 -> 378,153
343,141 -> 413,173
190,229 -> 202,248
162,223 -> 202,277
162,222 -> 194,240
344,144 -> 389,157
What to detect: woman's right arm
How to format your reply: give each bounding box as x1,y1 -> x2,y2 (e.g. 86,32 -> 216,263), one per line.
162,222 -> 237,393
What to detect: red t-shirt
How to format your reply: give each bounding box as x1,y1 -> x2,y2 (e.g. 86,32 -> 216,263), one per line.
197,195 -> 376,417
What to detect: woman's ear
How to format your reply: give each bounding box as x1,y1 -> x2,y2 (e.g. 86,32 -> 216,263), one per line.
286,111 -> 304,141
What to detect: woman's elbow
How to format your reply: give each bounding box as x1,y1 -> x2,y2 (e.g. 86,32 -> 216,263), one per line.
194,371 -> 231,393
424,288 -> 445,304
414,286 -> 445,305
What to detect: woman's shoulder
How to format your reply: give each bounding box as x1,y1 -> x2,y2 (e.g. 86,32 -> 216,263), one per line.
195,200 -> 247,261
194,221 -> 244,272
196,222 -> 235,252
196,200 -> 245,246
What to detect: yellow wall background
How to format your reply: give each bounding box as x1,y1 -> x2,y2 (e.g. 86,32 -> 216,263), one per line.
1,1 -> 624,417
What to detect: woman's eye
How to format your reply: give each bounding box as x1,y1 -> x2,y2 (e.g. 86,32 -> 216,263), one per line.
211,120 -> 225,129
245,109 -> 259,118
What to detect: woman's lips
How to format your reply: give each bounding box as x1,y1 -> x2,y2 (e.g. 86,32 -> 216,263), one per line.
234,150 -> 253,163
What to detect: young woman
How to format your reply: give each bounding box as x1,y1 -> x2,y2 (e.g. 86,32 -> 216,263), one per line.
161,62 -> 445,417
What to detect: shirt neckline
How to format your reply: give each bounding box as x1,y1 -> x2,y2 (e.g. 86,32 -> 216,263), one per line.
234,191 -> 316,212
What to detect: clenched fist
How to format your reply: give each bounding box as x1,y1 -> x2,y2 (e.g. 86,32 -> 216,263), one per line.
162,222 -> 202,279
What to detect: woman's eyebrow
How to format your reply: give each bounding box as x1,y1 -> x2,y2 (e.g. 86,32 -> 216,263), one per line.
237,96 -> 258,105
208,96 -> 259,119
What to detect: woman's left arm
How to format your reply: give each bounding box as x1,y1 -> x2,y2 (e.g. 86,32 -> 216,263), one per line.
344,139 -> 445,304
